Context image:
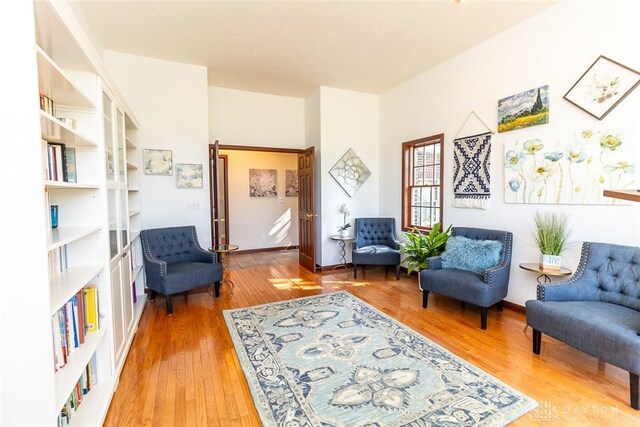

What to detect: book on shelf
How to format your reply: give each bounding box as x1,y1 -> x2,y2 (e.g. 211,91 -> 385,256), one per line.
45,142 -> 68,182
40,93 -> 55,116
49,245 -> 68,276
57,355 -> 98,427
84,286 -> 99,333
65,147 -> 77,183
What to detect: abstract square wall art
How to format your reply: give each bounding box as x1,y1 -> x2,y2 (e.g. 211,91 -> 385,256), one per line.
564,55 -> 640,120
144,149 -> 173,175
285,169 -> 298,197
249,168 -> 277,197
176,163 -> 203,188
498,85 -> 549,133
329,148 -> 371,197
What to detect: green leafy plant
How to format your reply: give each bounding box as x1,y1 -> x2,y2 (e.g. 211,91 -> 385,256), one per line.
532,212 -> 571,255
402,223 -> 452,275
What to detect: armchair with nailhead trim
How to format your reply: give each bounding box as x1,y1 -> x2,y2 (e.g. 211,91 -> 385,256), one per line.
419,227 -> 513,329
141,225 -> 223,314
352,218 -> 402,280
526,241 -> 640,409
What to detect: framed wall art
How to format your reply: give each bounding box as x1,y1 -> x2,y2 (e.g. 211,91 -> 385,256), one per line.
176,163 -> 203,188
285,169 -> 298,197
564,55 -> 640,120
498,85 -> 549,133
329,148 -> 371,197
249,168 -> 277,197
144,149 -> 173,175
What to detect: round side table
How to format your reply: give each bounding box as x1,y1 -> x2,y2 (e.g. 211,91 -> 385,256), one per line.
330,235 -> 355,270
210,244 -> 239,292
519,262 -> 572,284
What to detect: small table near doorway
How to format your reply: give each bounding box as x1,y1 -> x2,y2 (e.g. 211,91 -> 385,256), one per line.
210,244 -> 239,292
519,262 -> 572,284
330,235 -> 355,270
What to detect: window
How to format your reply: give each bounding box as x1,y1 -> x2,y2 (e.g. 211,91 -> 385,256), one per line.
402,134 -> 444,231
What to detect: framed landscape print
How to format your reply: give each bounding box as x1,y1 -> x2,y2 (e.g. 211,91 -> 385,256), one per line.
176,163 -> 203,188
498,85 -> 549,133
564,55 -> 640,120
144,149 -> 173,175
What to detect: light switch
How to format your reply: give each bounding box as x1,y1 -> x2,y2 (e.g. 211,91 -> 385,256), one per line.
187,201 -> 200,210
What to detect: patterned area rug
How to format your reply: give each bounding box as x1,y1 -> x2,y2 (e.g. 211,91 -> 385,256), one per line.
224,292 -> 537,426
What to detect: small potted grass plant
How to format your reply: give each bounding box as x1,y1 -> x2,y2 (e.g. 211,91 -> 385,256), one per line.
533,211 -> 571,271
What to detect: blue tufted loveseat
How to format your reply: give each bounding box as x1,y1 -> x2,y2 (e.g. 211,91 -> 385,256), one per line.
526,242 -> 640,409
352,218 -> 402,280
419,227 -> 513,329
141,225 -> 223,314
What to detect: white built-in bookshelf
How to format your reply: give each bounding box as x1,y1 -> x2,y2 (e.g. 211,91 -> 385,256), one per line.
0,1 -> 148,425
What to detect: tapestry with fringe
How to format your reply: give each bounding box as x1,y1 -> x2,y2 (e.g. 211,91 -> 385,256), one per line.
453,132 -> 492,209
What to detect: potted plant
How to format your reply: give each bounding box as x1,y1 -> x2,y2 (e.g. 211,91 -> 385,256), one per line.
402,223 -> 452,275
532,211 -> 572,271
337,204 -> 351,237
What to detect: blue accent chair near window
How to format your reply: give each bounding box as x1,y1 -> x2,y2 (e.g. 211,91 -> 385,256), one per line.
526,242 -> 640,409
141,225 -> 223,314
419,227 -> 513,329
352,218 -> 401,280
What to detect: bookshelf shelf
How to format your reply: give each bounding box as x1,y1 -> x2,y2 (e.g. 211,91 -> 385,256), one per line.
130,230 -> 140,241
61,380 -> 113,427
36,46 -> 95,109
49,265 -> 103,315
126,161 -> 138,170
125,136 -> 136,149
48,226 -> 101,251
129,210 -> 140,217
40,111 -> 99,147
54,327 -> 107,413
603,189 -> 640,203
128,188 -> 139,192
45,181 -> 100,190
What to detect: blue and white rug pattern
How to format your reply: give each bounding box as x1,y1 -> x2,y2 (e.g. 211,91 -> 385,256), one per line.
224,291 -> 537,426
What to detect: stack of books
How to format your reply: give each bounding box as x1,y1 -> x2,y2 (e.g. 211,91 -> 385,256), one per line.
57,355 -> 98,427
43,140 -> 77,183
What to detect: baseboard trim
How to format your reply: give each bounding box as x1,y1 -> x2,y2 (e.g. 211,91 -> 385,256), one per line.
318,263 -> 353,272
502,300 -> 526,314
232,245 -> 299,255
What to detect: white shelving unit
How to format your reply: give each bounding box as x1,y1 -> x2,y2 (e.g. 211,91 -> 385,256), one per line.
0,1 -> 147,425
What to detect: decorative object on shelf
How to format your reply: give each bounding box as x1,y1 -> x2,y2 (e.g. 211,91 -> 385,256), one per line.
498,85 -> 549,133
285,169 -> 298,197
532,211 -> 571,271
176,163 -> 203,188
401,223 -> 452,275
65,147 -> 77,183
144,148 -> 173,175
57,117 -> 77,130
329,148 -> 371,197
50,204 -> 59,229
249,168 -> 277,197
224,292 -> 538,426
564,55 -> 640,120
337,204 -> 351,237
505,129 -> 635,205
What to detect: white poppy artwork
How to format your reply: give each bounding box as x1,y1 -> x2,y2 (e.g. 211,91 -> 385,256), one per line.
504,129 -> 635,205
176,163 -> 203,188
249,168 -> 277,197
329,148 -> 371,197
144,149 -> 173,175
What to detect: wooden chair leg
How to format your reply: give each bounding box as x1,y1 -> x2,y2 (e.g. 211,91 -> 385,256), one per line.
533,329 -> 542,354
480,307 -> 488,330
166,295 -> 173,315
395,265 -> 400,280
631,372 -> 639,410
214,282 -> 221,298
422,291 -> 429,308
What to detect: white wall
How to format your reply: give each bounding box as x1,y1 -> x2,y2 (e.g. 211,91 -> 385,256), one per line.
103,52 -> 213,247
209,86 -> 305,149
380,1 -> 640,305
319,87 -> 380,266
220,149 -> 299,250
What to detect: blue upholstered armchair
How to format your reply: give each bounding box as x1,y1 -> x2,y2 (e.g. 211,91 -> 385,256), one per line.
141,225 -> 223,314
419,227 -> 513,329
526,242 -> 640,409
352,218 -> 401,280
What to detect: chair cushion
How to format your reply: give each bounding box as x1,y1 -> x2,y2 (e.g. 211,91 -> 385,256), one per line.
352,245 -> 400,266
163,261 -> 223,295
526,300 -> 640,374
441,236 -> 502,273
420,268 -> 503,307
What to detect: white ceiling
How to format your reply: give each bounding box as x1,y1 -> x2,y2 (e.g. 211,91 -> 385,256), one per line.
73,0 -> 556,98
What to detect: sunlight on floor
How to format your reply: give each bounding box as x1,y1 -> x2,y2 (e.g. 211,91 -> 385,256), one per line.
268,277 -> 322,290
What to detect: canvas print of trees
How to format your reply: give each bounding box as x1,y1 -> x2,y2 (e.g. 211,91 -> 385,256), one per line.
498,85 -> 549,133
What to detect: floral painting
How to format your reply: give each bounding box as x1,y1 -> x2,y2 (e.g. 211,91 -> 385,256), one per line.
329,148 -> 371,197
564,56 -> 640,120
144,149 -> 172,175
176,163 -> 203,188
504,130 -> 635,205
285,169 -> 298,197
498,85 -> 549,133
249,168 -> 277,197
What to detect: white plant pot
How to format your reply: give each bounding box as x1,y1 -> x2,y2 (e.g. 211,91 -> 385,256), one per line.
539,254 -> 562,271
340,229 -> 349,238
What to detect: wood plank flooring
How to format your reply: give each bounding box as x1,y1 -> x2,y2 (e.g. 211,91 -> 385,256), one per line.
104,258 -> 639,426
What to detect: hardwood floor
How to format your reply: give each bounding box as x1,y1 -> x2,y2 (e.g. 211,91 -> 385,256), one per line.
104,261 -> 638,426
